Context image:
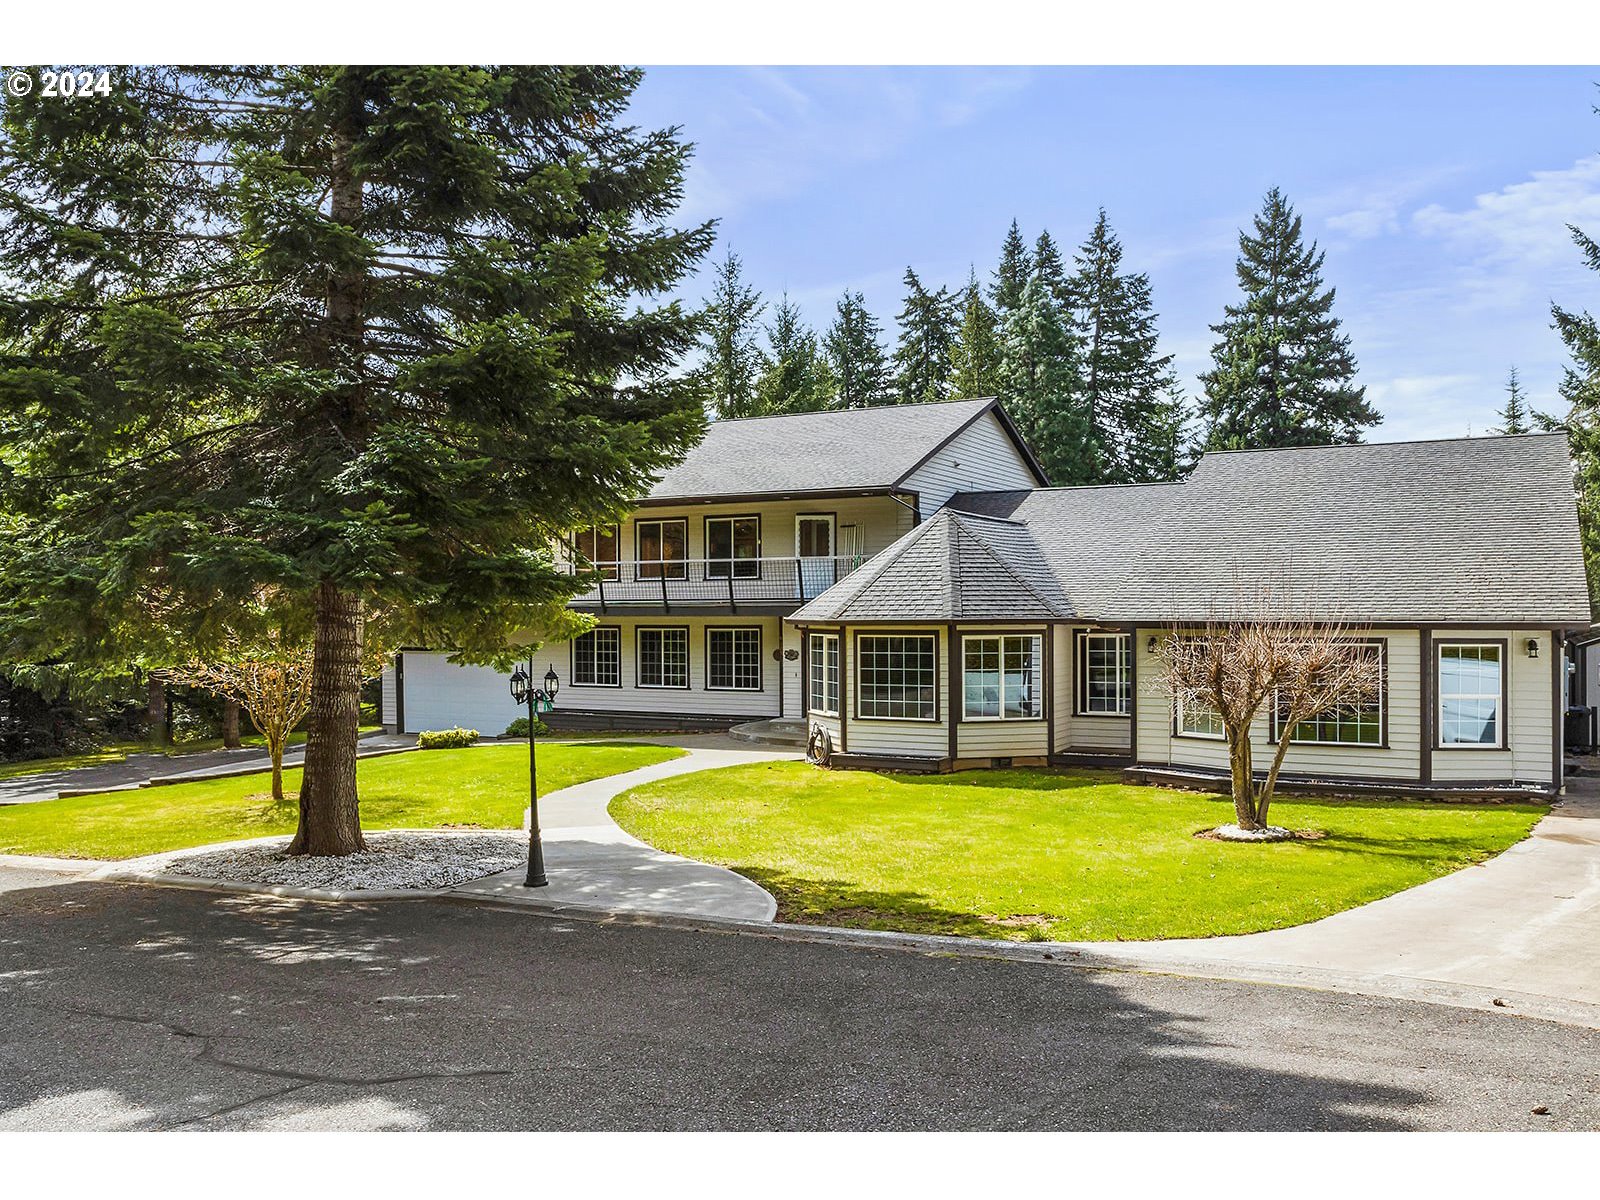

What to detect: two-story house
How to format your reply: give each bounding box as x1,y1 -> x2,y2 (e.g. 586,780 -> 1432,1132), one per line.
382,397 -> 1046,736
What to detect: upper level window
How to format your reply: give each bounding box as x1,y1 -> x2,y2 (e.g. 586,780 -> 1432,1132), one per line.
637,627 -> 689,688
706,516 -> 760,579
572,524 -> 619,580
963,634 -> 1042,720
572,627 -> 621,687
857,633 -> 937,721
1075,632 -> 1131,716
1273,642 -> 1384,745
707,627 -> 762,691
808,633 -> 840,716
1438,643 -> 1503,747
635,519 -> 687,581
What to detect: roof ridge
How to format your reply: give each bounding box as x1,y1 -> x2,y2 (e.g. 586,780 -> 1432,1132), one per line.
957,516 -> 1065,616
1198,431 -> 1570,459
706,395 -> 992,426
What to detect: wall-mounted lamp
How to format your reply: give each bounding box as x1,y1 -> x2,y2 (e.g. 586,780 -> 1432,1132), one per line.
1526,638 -> 1540,659
1147,636 -> 1158,654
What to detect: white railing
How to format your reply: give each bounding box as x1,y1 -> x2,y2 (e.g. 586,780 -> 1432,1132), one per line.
568,555 -> 866,607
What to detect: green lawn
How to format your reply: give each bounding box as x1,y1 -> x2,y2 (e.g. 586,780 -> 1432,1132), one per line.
0,727 -> 388,782
0,741 -> 683,860
610,763 -> 1547,942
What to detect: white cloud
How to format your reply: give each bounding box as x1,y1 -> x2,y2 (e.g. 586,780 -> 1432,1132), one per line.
1411,156 -> 1600,272
1361,372 -> 1487,441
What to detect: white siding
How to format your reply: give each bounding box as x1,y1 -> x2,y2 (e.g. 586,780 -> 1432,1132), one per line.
399,654 -> 523,736
1055,625 -> 1132,753
900,410 -> 1039,516
1431,630 -> 1557,785
781,620 -> 803,716
380,664 -> 397,729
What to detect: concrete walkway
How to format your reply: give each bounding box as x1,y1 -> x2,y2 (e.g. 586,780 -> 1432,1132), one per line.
1060,776 -> 1600,1020
451,742 -> 800,921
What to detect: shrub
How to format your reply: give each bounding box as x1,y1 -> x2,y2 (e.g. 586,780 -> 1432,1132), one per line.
503,716 -> 551,738
417,727 -> 479,749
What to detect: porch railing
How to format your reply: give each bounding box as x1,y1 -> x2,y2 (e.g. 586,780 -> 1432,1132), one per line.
567,555 -> 866,608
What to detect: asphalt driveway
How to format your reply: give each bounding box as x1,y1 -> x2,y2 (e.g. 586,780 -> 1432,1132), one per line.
1,864 -> 1596,1131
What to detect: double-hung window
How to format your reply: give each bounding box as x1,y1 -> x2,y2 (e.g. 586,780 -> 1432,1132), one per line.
705,516 -> 760,579
857,633 -> 937,721
707,627 -> 762,691
1075,632 -> 1131,716
637,627 -> 689,689
1438,643 -> 1504,747
572,627 -> 621,687
963,634 -> 1043,720
808,633 -> 840,716
635,519 -> 687,580
572,524 -> 619,580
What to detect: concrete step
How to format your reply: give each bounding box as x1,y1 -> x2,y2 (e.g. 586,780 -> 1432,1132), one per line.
728,718 -> 808,748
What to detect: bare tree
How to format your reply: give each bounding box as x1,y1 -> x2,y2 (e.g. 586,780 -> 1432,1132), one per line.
163,650 -> 314,803
1152,582 -> 1384,833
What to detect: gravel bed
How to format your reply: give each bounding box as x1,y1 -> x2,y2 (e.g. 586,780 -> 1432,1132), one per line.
159,831 -> 526,890
1208,823 -> 1296,842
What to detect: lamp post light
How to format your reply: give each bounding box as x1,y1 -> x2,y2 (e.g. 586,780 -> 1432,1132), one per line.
508,659 -> 560,887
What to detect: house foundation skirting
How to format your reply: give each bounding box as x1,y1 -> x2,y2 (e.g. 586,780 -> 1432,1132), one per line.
543,709 -> 746,734
1123,763 -> 1557,802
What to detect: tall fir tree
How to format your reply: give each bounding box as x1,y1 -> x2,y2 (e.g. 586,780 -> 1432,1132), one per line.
698,249 -> 766,419
891,267 -> 959,405
1550,147 -> 1600,604
998,275 -> 1096,484
990,219 -> 1033,320
1068,209 -> 1186,482
1199,188 -> 1380,449
755,295 -> 835,414
824,290 -> 892,408
0,67 -> 711,855
1032,229 -> 1071,308
948,268 -> 1002,400
1491,365 -> 1530,435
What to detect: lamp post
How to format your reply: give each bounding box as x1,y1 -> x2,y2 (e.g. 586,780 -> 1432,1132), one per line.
508,660 -> 560,887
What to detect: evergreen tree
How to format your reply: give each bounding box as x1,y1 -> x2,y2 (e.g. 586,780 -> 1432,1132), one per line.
699,249 -> 766,419
1068,209 -> 1186,482
1551,181 -> 1600,602
1145,390 -> 1199,482
1199,188 -> 1379,449
948,268 -> 1002,399
824,290 -> 892,408
891,267 -> 958,405
990,219 -> 1033,320
998,275 -> 1096,484
1491,365 -> 1530,435
0,67 -> 710,855
1032,229 -> 1070,308
755,295 -> 835,414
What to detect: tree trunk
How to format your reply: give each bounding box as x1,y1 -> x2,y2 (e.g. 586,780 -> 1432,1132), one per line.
268,732 -> 285,803
146,677 -> 168,744
1227,727 -> 1260,829
222,699 -> 241,750
287,582 -> 365,855
1257,728 -> 1299,830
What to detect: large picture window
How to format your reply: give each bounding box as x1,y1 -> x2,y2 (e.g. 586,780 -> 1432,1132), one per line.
637,627 -> 689,689
705,516 -> 760,579
1075,632 -> 1131,716
857,633 -> 937,721
1272,642 -> 1385,745
808,633 -> 840,716
635,519 -> 687,580
572,524 -> 619,580
707,627 -> 762,691
572,627 -> 621,687
1438,642 -> 1504,747
963,634 -> 1043,720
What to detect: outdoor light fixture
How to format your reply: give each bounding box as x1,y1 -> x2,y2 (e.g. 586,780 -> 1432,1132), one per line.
1527,638 -> 1540,659
509,659 -> 560,887
1147,636 -> 1158,653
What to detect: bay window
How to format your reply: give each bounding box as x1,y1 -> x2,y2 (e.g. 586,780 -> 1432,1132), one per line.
808,633 -> 840,716
963,633 -> 1043,720
856,633 -> 937,721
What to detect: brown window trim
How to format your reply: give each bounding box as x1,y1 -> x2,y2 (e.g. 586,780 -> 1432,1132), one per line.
572,523 -> 620,581
704,625 -> 765,693
853,629 -> 940,724
703,514 -> 763,581
1434,638 -> 1511,751
568,625 -> 624,689
634,518 -> 688,582
635,625 -> 691,690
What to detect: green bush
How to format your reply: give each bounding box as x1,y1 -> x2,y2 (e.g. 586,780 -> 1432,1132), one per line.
503,716 -> 551,738
417,728 -> 479,750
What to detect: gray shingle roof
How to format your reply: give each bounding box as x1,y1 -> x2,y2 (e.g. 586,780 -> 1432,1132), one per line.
643,396 -> 1000,502
798,433 -> 1591,627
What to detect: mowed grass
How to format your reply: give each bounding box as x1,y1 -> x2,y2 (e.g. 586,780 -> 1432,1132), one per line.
0,741 -> 684,860
610,762 -> 1546,942
0,728 -> 388,782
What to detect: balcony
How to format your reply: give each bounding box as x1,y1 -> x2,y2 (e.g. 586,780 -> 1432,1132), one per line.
567,556 -> 867,612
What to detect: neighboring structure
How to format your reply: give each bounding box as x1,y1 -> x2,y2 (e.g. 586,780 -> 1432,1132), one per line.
384,401 -> 1589,798
383,397 -> 1046,735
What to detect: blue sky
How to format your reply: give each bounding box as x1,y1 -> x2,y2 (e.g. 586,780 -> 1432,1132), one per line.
629,66 -> 1600,441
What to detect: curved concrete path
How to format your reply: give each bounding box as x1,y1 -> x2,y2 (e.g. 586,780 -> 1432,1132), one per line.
450,742 -> 801,922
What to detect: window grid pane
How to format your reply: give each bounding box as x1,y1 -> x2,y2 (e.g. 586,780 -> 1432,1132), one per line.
858,635 -> 937,720
808,634 -> 840,715
638,628 -> 689,688
1279,644 -> 1384,746
573,627 -> 620,687
709,628 -> 762,690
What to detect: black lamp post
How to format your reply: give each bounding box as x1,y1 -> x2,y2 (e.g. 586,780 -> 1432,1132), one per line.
508,659 -> 560,887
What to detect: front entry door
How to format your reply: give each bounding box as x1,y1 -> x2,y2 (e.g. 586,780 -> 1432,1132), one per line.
796,514 -> 836,599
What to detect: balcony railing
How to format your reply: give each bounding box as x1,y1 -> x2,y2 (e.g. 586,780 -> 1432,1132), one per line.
567,556 -> 867,608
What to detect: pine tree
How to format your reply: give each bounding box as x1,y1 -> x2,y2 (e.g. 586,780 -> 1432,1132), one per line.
824,290 -> 892,409
1145,390 -> 1199,482
1200,188 -> 1379,449
1068,209 -> 1186,482
990,219 -> 1033,320
699,249 -> 766,419
0,67 -> 711,855
998,275 -> 1095,484
1551,183 -> 1600,602
1032,229 -> 1070,308
1491,366 -> 1530,435
891,267 -> 959,405
755,295 -> 835,414
948,268 -> 1002,399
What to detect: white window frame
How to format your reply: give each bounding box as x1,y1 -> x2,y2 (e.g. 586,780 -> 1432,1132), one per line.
1075,631 -> 1131,717
571,626 -> 621,688
962,633 -> 1044,722
808,633 -> 840,717
706,627 -> 763,692
855,632 -> 938,722
1175,694 -> 1226,740
636,626 -> 690,690
1436,641 -> 1506,750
